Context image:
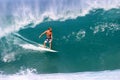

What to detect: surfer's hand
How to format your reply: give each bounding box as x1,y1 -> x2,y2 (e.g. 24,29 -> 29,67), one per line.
39,36 -> 41,38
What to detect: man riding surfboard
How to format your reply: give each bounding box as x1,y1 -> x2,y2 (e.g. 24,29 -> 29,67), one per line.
39,27 -> 53,49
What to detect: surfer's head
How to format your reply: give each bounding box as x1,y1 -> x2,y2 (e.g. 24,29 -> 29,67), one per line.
48,27 -> 52,32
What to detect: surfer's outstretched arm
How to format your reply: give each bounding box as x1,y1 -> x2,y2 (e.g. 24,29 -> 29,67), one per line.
39,31 -> 46,38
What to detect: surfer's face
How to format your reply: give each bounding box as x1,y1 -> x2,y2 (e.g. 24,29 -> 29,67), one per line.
49,28 -> 52,31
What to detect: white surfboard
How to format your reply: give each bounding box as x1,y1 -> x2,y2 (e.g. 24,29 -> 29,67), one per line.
38,46 -> 57,52
20,44 -> 58,52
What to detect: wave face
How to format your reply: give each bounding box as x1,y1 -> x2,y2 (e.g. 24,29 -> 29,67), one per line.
0,0 -> 120,79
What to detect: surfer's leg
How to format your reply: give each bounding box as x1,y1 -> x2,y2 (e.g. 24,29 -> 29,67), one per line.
44,42 -> 46,48
49,39 -> 52,49
49,42 -> 52,49
44,39 -> 47,48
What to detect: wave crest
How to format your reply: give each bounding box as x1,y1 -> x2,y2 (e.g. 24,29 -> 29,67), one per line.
0,0 -> 120,38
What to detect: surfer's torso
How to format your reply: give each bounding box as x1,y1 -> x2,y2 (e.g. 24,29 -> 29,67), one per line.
45,30 -> 52,39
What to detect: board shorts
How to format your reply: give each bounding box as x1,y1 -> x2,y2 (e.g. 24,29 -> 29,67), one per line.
44,38 -> 52,43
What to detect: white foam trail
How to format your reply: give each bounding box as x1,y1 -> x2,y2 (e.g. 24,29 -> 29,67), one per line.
1,69 -> 120,80
19,44 -> 44,52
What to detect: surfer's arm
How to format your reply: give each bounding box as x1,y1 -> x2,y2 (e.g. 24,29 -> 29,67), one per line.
39,31 -> 46,38
51,33 -> 53,40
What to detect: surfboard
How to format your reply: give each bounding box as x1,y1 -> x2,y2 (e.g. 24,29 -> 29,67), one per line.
38,46 -> 58,52
20,44 -> 57,52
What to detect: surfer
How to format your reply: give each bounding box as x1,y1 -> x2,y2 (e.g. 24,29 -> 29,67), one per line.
39,27 -> 53,49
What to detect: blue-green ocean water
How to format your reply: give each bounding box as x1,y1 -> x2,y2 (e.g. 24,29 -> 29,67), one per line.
0,0 -> 120,80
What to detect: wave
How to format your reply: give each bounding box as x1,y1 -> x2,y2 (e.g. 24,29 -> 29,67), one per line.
0,4 -> 120,74
1,69 -> 120,80
0,0 -> 120,38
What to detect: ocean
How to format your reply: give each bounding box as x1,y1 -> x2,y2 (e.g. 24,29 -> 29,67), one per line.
0,0 -> 120,80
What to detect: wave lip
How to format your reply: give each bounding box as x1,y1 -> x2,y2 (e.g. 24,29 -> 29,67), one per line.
0,0 -> 120,38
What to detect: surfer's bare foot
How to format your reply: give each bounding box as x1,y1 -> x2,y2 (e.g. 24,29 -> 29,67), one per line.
41,45 -> 45,48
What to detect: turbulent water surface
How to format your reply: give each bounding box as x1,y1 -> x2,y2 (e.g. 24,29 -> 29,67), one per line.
0,0 -> 120,80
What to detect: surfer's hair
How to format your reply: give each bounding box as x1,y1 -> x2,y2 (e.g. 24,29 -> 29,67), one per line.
48,27 -> 52,30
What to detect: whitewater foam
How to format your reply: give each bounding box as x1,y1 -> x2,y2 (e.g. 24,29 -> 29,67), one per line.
0,0 -> 120,38
0,69 -> 120,80
90,23 -> 120,34
2,52 -> 16,62
62,30 -> 86,42
19,44 -> 45,52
